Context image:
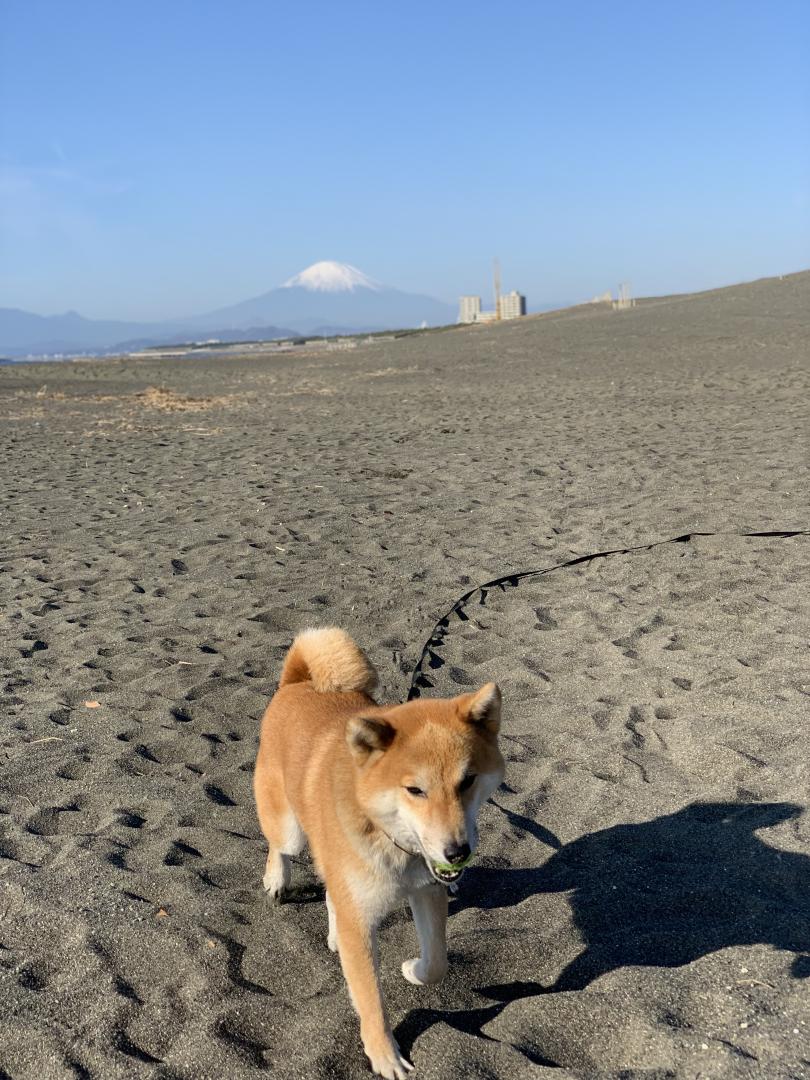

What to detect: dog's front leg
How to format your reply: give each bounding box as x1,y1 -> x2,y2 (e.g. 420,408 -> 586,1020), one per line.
332,898 -> 413,1079
402,883 -> 448,985
325,890 -> 338,952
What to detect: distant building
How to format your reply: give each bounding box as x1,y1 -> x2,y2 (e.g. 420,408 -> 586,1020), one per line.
612,282 -> 636,311
499,290 -> 526,320
459,296 -> 481,323
459,289 -> 526,323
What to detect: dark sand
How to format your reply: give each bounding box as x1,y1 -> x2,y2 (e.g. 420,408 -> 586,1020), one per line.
1,272 -> 808,1079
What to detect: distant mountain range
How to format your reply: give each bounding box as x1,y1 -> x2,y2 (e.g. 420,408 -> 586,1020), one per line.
0,261 -> 459,357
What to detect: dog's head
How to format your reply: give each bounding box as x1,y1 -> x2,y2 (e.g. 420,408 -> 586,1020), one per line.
347,684 -> 505,885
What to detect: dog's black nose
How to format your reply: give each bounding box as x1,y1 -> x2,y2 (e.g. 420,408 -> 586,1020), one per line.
443,842 -> 471,865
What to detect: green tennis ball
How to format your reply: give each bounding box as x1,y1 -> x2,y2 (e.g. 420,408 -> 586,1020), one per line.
432,855 -> 473,873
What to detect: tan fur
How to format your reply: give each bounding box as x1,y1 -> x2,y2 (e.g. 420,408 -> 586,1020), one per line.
278,626 -> 378,694
254,628 -> 505,1079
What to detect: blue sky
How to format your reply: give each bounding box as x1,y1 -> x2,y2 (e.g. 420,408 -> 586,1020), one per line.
1,0 -> 808,320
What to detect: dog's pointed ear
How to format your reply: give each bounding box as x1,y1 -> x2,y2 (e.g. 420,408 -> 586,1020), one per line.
347,714 -> 396,762
460,682 -> 501,734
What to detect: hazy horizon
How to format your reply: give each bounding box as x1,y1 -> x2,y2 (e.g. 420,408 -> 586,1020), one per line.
2,1 -> 808,321
4,263 -> 810,328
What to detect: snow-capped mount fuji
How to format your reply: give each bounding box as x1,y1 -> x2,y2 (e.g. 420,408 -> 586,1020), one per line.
187,261 -> 455,335
0,262 -> 456,356
281,260 -> 381,293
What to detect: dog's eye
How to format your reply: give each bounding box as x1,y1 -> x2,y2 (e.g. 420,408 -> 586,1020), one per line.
405,786 -> 426,798
458,774 -> 477,793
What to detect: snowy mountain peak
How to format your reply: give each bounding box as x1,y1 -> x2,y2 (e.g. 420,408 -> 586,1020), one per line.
281,261 -> 381,293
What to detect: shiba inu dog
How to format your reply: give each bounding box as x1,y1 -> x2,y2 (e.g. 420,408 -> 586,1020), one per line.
253,627 -> 505,1078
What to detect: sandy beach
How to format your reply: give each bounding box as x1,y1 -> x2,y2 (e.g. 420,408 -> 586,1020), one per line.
1,271 -> 808,1079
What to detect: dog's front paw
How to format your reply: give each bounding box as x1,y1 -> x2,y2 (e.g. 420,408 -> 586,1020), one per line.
401,957 -> 447,986
365,1037 -> 413,1079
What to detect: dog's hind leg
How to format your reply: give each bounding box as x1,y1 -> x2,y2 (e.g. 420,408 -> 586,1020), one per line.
401,884 -> 448,985
254,759 -> 304,899
261,811 -> 304,899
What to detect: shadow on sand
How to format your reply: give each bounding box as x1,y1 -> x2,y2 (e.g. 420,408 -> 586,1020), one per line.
395,801 -> 810,1062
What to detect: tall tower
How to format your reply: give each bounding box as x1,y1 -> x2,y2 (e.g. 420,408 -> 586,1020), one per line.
493,258 -> 502,321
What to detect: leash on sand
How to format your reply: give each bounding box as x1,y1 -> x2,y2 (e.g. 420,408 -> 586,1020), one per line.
406,528 -> 809,701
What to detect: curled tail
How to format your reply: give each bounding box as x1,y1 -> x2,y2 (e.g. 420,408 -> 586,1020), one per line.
278,628 -> 378,694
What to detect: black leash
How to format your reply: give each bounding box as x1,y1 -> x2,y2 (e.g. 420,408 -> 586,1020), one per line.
379,826 -> 419,859
406,528 -> 809,701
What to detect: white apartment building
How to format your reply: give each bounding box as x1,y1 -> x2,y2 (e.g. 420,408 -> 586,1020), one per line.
459,290 -> 526,323
459,295 -> 482,323
499,290 -> 527,320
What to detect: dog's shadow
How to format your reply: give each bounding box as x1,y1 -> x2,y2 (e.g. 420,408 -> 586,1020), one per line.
395,800 -> 810,1060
